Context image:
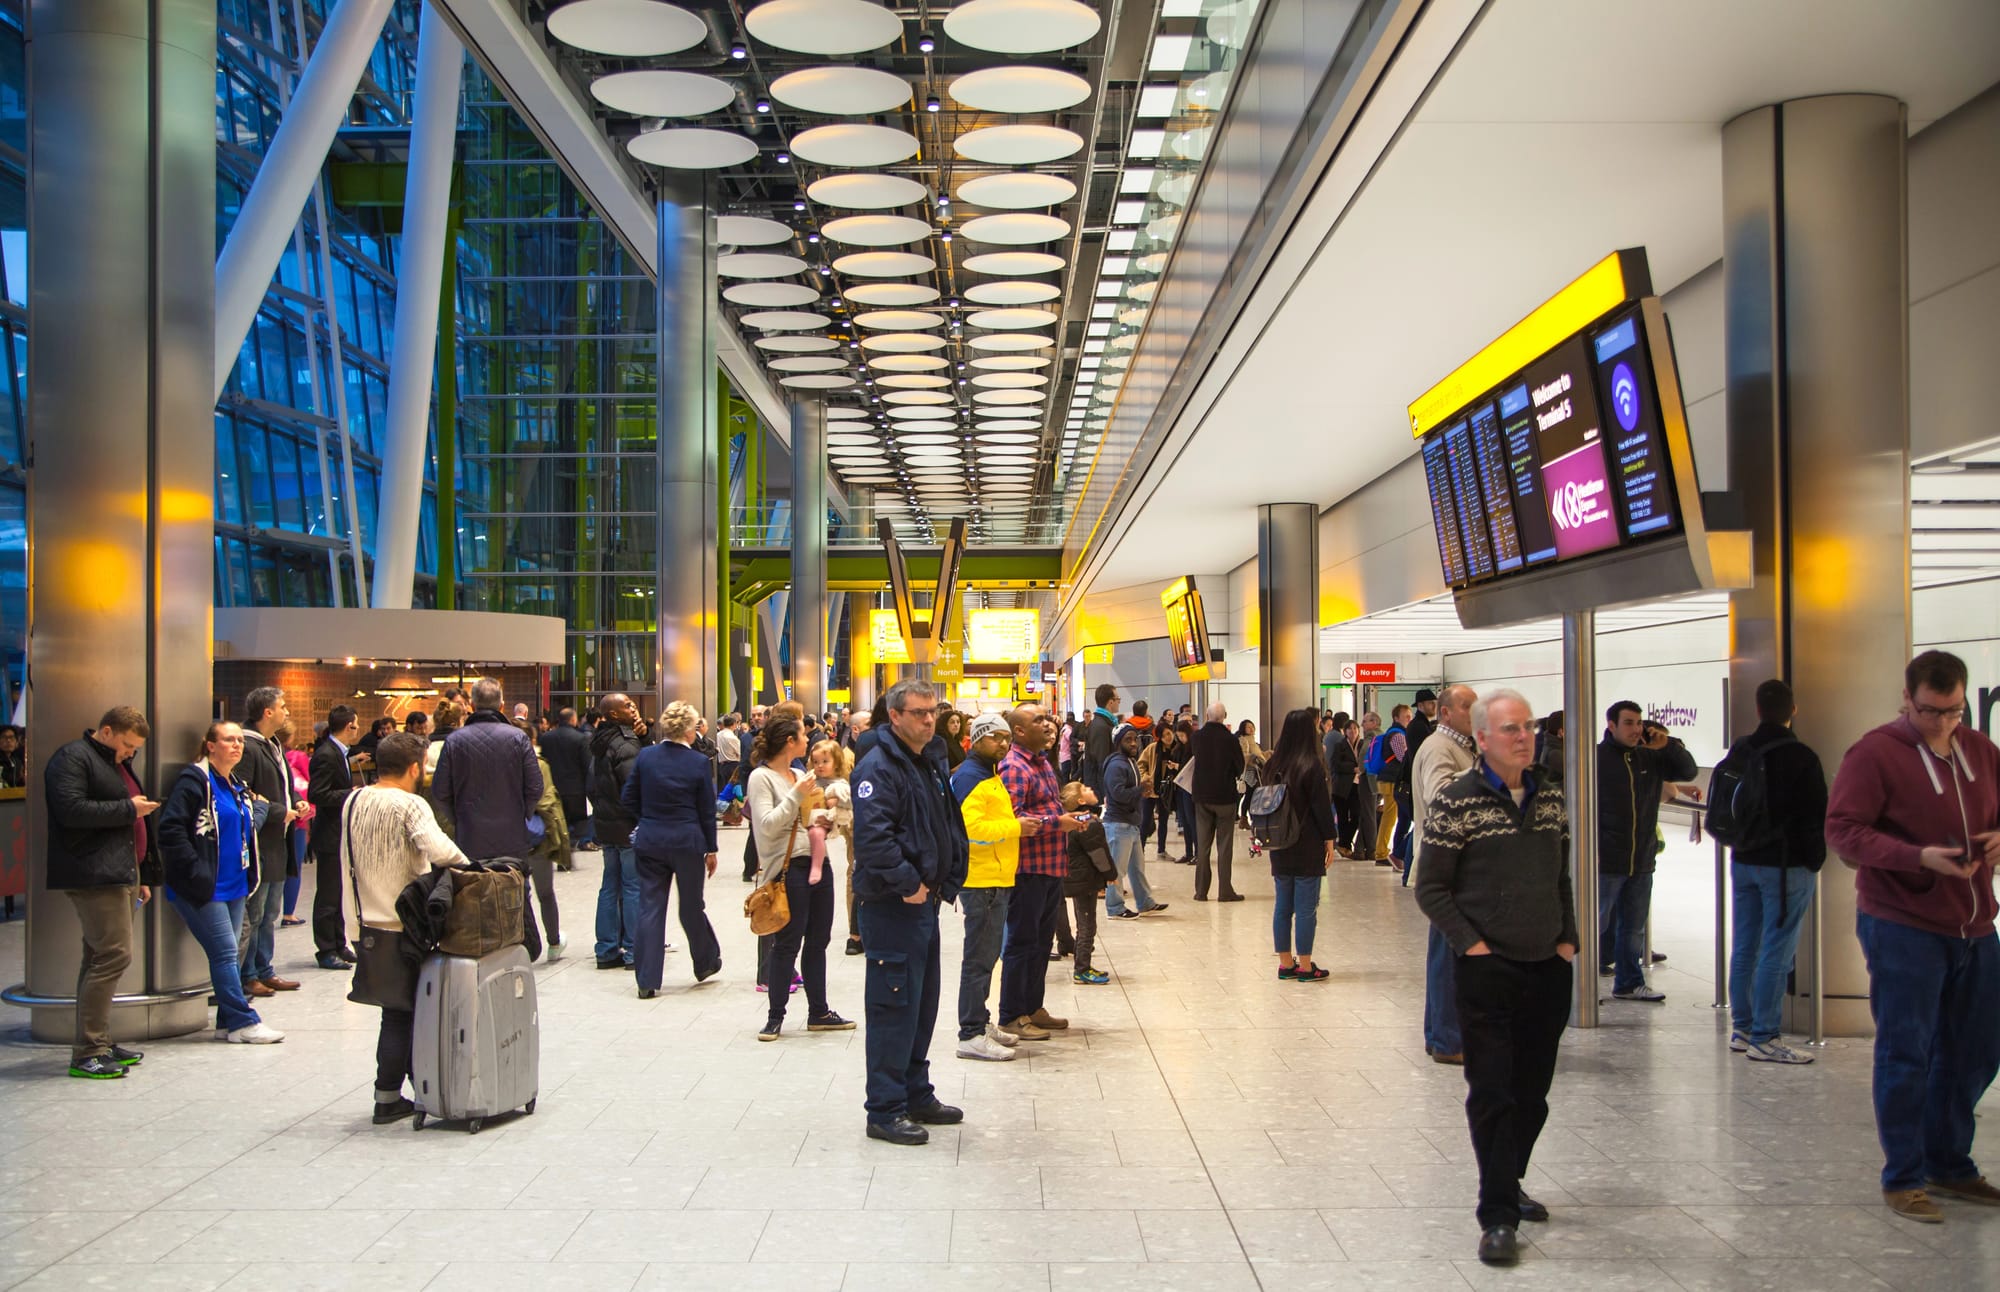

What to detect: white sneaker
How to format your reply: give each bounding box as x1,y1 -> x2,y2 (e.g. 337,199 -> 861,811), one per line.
986,1022 -> 1019,1048
225,1022 -> 285,1044
1612,985 -> 1666,1003
1729,1031 -> 1750,1052
1746,1039 -> 1814,1065
546,934 -> 567,963
957,1033 -> 1017,1062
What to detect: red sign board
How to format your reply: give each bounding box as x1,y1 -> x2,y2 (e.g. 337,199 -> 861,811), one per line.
1354,662 -> 1398,684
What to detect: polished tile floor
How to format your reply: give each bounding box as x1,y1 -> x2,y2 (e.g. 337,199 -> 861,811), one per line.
0,825 -> 1994,1290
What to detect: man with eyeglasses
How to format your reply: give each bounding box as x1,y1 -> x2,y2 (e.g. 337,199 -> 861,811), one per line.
1827,649 -> 2000,1225
1415,689 -> 1577,1266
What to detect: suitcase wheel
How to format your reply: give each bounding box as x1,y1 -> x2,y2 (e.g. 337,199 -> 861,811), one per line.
468,1117 -> 484,1134
524,1097 -> 537,1115
411,1112 -> 425,1131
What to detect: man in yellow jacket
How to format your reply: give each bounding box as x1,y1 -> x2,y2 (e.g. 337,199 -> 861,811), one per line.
951,712 -> 1031,1061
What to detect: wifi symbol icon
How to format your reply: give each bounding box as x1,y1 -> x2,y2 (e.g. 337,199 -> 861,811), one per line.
1610,362 -> 1641,432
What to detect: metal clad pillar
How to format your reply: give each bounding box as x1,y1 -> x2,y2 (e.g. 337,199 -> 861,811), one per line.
790,402 -> 827,714
1723,95 -> 1910,1038
1256,503 -> 1319,740
16,0 -> 215,1040
655,177 -> 719,711
1563,610 -> 1599,1029
372,2 -> 463,608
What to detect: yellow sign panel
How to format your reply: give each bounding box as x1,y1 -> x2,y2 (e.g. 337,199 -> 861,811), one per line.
956,681 -> 983,700
870,609 -> 911,664
932,643 -> 964,683
1406,250 -> 1637,438
826,689 -> 851,705
751,667 -> 765,692
1082,644 -> 1114,664
965,608 -> 1041,664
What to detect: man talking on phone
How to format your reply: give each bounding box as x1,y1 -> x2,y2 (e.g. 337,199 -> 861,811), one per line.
1827,650 -> 2000,1225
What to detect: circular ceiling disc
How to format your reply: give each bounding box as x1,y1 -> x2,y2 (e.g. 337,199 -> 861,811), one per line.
974,389 -> 1045,405
744,0 -> 901,54
771,65 -> 911,115
889,405 -> 956,419
755,335 -> 839,353
826,407 -> 869,419
739,310 -> 829,330
963,251 -> 1064,276
970,354 -> 1050,371
628,128 -> 759,170
792,123 -> 920,168
956,172 -> 1077,210
972,372 -> 1047,389
769,356 -> 851,373
591,70 -> 735,117
949,66 -> 1091,114
878,374 -> 953,389
869,354 -> 950,371
943,0 -> 1102,54
896,432 -> 961,445
780,374 -> 854,389
968,306 -> 1059,330
806,173 -> 928,211
718,252 -> 808,278
834,251 -> 936,277
955,125 -> 1084,165
894,420 -> 959,433
860,332 -> 946,353
717,215 -> 793,246
977,427 -> 1042,439
724,281 -> 818,307
968,333 -> 1053,352
844,282 -> 941,306
549,0 -> 706,55
853,310 -> 945,331
822,215 -> 934,247
965,280 -> 1060,305
883,390 -> 954,405
961,213 -> 1071,246
828,431 -> 881,444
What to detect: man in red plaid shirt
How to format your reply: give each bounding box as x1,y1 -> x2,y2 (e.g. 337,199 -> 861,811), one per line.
996,703 -> 1086,1038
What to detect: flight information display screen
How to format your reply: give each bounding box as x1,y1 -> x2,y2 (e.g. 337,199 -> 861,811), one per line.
1419,305 -> 1687,590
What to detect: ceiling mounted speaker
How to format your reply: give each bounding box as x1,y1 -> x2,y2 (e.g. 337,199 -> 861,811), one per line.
954,125 -> 1084,165
738,310 -> 829,330
949,66 -> 1091,114
792,123 -> 920,167
853,310 -> 945,331
807,173 -> 928,210
716,215 -> 794,246
718,252 -> 808,278
869,354 -> 951,371
770,65 -> 911,115
965,280 -> 1060,305
768,356 -> 851,373
942,0 -> 1101,53
628,128 -> 759,169
844,282 -> 941,305
963,251 -> 1064,275
968,307 -> 1059,330
724,282 -> 818,307
591,70 -> 735,117
860,332 -> 947,353
744,0 -> 903,54
755,335 -> 840,352
956,172 -> 1077,210
834,251 -> 936,277
960,213 -> 1070,246
548,0 -> 706,55
780,374 -> 854,389
822,215 -> 934,247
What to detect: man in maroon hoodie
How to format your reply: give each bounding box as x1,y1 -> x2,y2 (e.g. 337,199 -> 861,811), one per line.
1826,649 -> 2000,1225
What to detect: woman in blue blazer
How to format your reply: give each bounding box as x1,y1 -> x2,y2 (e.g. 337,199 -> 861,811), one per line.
622,701 -> 723,998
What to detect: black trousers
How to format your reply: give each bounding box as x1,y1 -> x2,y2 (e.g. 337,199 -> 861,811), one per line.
376,1006 -> 413,1096
635,849 -> 723,991
998,873 -> 1062,1022
1455,952 -> 1573,1229
765,857 -> 834,1022
311,842 -> 346,956
860,897 -> 941,1125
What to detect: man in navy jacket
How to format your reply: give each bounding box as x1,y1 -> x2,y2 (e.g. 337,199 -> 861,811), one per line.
851,679 -> 970,1146
431,678 -> 544,862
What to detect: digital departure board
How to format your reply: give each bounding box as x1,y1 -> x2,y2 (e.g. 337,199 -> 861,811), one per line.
1421,435 -> 1468,586
1161,576 -> 1213,682
1444,419 -> 1497,581
1467,402 -> 1525,574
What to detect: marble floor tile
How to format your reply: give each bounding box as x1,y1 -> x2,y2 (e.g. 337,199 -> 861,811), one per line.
163,1209 -> 406,1264
950,1209 -> 1146,1262
213,1263 -> 444,1292
429,1262 -> 648,1292
1656,1257 -> 1897,1291
839,1263 -> 1048,1291
1680,1203 -> 1942,1260
1040,1165 -> 1221,1211
865,1164 -> 1043,1210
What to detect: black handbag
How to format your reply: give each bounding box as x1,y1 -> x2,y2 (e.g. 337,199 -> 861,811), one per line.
340,795 -> 419,1011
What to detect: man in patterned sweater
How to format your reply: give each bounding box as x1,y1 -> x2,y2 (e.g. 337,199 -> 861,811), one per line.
1414,688 -> 1578,1269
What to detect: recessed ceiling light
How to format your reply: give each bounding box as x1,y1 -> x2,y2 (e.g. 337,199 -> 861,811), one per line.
1112,200 -> 1146,224
1118,168 -> 1156,195
1127,129 -> 1166,159
1148,34 -> 1194,73
1135,84 -> 1179,118
1106,229 -> 1137,251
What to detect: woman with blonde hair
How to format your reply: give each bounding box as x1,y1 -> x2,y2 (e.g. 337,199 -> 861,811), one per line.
623,701 -> 723,998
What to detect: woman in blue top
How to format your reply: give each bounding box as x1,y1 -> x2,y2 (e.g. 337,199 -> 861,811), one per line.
622,701 -> 725,999
157,722 -> 284,1044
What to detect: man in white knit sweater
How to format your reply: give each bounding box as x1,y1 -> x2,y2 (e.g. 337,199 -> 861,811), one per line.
342,732 -> 466,1124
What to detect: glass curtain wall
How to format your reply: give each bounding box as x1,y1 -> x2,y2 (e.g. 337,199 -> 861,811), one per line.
0,5 -> 25,714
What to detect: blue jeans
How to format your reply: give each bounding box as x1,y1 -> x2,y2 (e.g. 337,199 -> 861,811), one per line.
1728,863 -> 1814,1043
957,886 -> 1010,1040
594,843 -> 641,963
1598,872 -> 1652,993
166,891 -> 260,1033
1272,875 -> 1321,955
238,879 -> 282,983
1856,913 -> 2000,1191
1424,924 -> 1463,1055
1103,821 -> 1155,915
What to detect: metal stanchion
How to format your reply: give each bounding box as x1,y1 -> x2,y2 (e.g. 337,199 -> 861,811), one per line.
1807,877 -> 1827,1047
1712,836 -> 1729,1010
1563,610 -> 1598,1028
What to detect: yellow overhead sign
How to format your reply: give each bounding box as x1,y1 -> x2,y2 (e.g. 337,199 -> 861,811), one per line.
932,643 -> 964,683
1082,644 -> 1114,664
1406,250 -> 1642,438
870,609 -> 911,664
965,608 -> 1041,664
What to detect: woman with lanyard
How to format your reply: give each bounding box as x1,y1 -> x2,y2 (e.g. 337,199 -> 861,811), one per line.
157,721 -> 284,1044
746,715 -> 854,1041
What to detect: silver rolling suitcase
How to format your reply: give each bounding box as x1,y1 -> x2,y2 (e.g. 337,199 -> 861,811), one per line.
410,944 -> 539,1132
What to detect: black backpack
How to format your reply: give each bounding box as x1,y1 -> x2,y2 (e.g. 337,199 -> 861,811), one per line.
1247,783 -> 1301,850
1706,733 -> 1794,850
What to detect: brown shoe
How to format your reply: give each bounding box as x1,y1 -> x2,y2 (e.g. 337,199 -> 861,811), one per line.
1928,1175 -> 2000,1206
1885,1189 -> 1945,1223
245,979 -> 276,998
1009,1015 -> 1052,1041
1030,1007 -> 1069,1031
1431,1052 -> 1464,1066
260,977 -> 301,992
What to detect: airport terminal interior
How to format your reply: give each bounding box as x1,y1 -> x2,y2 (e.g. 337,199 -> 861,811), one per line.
2,0 -> 1999,1286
